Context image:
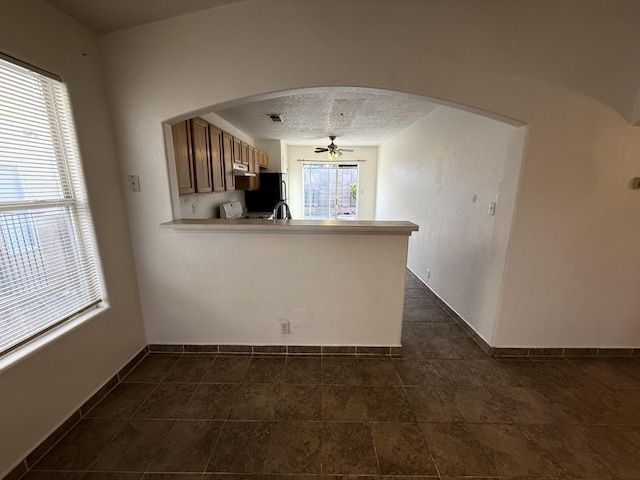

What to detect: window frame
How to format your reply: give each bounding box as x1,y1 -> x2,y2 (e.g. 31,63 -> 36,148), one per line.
301,161 -> 360,221
0,52 -> 106,357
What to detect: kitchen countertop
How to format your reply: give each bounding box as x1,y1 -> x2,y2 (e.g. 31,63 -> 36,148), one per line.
160,218 -> 419,235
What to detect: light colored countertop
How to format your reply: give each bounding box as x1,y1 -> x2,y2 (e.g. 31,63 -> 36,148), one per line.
160,218 -> 419,235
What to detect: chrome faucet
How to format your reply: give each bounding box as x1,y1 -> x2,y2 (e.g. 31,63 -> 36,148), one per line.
273,200 -> 292,220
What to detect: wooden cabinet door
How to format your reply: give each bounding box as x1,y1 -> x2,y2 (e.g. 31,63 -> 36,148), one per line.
241,142 -> 249,165
250,147 -> 260,190
233,137 -> 242,164
236,145 -> 261,191
222,131 -> 235,191
260,151 -> 269,169
171,121 -> 195,195
208,125 -> 225,192
191,117 -> 212,193
247,146 -> 255,173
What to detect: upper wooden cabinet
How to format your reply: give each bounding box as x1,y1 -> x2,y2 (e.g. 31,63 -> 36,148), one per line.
236,145 -> 260,191
172,118 -> 214,195
258,151 -> 269,169
171,121 -> 195,195
241,142 -> 249,166
232,137 -> 242,165
221,131 -> 235,191
172,117 -> 270,195
208,125 -> 225,192
251,147 -> 261,190
191,117 -> 213,193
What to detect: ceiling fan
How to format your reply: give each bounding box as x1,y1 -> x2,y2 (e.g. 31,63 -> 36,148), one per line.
314,136 -> 353,159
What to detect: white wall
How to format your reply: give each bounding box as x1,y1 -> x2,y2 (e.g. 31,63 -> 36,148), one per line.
97,0 -> 640,352
376,106 -> 525,342
255,139 -> 288,174
149,229 -> 407,346
0,0 -> 147,476
287,145 -> 378,220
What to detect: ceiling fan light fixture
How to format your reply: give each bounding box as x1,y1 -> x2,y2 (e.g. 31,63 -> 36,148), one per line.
315,136 -> 351,160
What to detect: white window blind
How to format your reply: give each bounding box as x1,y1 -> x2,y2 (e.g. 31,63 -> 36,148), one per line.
0,54 -> 104,355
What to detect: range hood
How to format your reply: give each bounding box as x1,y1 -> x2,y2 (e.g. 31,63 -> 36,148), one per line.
233,163 -> 256,177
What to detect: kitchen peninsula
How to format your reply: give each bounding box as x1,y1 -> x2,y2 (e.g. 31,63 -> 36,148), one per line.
159,218 -> 418,350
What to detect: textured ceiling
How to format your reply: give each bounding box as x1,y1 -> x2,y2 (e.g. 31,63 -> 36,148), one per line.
46,0 -> 246,34
214,87 -> 438,146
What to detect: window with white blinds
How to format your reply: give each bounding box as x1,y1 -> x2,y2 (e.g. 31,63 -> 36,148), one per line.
0,54 -> 104,356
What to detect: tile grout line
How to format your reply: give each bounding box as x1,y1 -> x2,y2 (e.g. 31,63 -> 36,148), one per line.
366,394 -> 383,476
89,352 -> 213,476
320,350 -> 324,477
141,353 -> 221,476
203,359 -> 239,475
190,364 -> 228,478
83,356 -> 173,477
207,353 -> 244,475
394,356 -> 442,478
356,357 -> 384,476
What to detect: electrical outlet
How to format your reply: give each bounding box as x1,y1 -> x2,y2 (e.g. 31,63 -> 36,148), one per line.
488,201 -> 496,216
192,204 -> 197,215
280,320 -> 290,334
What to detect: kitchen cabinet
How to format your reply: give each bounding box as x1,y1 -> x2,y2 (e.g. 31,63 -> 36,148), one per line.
232,138 -> 244,165
172,116 -> 270,195
241,142 -> 249,166
236,145 -> 260,191
191,117 -> 213,193
258,151 -> 269,169
250,146 -> 260,190
221,131 -> 235,191
171,120 -> 195,194
208,125 -> 225,192
171,118 -> 213,194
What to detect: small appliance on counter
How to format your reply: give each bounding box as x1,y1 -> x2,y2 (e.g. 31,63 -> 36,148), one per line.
219,201 -> 243,219
245,172 -> 288,219
219,201 -> 272,220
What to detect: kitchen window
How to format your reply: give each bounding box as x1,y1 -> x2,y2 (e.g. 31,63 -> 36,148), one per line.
0,54 -> 104,356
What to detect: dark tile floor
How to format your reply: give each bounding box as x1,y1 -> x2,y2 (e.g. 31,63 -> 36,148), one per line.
24,271 -> 640,479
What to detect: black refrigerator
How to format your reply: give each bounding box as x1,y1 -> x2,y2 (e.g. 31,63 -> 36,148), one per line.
245,173 -> 288,218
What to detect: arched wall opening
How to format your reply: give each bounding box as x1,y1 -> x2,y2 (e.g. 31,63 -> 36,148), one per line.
161,86 -> 528,345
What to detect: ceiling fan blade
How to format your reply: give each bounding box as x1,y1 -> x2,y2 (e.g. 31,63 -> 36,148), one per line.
338,148 -> 354,153
315,148 -> 329,153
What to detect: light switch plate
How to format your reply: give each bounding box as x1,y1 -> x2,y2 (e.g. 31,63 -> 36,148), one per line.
128,175 -> 140,192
